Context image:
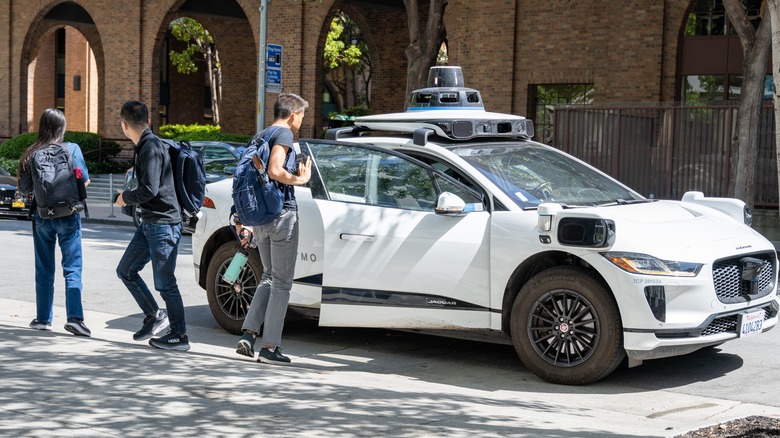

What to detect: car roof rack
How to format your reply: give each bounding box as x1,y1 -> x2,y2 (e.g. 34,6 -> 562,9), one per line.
323,66 -> 535,146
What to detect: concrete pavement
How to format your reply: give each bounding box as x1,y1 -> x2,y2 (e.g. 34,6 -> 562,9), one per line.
2,296 -> 779,437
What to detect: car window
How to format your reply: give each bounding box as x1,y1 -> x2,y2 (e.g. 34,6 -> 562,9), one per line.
305,141 -> 478,211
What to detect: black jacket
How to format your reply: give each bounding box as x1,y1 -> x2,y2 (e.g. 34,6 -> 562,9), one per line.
123,129 -> 181,224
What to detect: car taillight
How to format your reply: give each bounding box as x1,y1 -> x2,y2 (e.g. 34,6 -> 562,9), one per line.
203,197 -> 216,209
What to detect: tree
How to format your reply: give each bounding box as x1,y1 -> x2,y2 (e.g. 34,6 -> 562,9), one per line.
403,0 -> 448,97
722,0 -> 771,206
768,0 -> 780,214
169,17 -> 223,125
323,11 -> 371,114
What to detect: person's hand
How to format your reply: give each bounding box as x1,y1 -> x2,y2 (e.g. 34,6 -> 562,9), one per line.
297,156 -> 311,185
113,190 -> 126,207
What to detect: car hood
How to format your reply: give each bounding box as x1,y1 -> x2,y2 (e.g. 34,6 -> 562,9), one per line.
555,200 -> 772,259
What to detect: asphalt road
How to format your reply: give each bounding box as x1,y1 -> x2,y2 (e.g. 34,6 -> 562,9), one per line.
0,217 -> 779,437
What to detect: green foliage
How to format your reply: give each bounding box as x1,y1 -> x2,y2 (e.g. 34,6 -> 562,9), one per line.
159,123 -> 221,139
0,158 -> 20,176
324,16 -> 363,69
0,131 -> 120,161
0,132 -> 37,159
169,17 -> 216,75
174,131 -> 252,144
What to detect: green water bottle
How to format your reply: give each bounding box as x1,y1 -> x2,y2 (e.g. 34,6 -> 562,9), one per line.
222,248 -> 249,284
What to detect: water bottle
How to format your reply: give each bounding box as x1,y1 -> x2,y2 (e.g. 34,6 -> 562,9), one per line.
222,248 -> 249,284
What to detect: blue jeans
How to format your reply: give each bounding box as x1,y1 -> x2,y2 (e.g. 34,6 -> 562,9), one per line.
116,222 -> 185,335
32,213 -> 84,323
242,209 -> 298,348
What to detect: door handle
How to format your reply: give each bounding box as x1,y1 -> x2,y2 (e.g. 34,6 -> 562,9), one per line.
340,233 -> 376,242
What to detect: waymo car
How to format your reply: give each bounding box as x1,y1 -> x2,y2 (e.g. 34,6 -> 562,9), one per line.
191,68 -> 778,384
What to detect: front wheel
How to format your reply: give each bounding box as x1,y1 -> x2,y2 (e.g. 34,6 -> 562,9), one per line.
510,266 -> 625,385
205,242 -> 263,334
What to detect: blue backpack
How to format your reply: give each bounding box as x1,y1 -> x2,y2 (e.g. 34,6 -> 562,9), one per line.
161,139 -> 206,226
231,126 -> 284,226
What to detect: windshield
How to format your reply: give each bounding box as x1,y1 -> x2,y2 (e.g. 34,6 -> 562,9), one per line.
453,142 -> 642,208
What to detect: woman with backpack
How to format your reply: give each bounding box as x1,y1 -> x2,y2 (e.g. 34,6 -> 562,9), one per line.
17,108 -> 92,337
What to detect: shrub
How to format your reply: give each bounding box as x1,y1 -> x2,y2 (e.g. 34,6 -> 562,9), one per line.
0,132 -> 36,159
159,123 -> 221,139
0,131 -> 121,162
0,158 -> 20,176
175,131 -> 252,144
86,159 -> 133,174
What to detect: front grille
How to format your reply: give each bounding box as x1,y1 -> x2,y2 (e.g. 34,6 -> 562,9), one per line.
0,188 -> 14,201
712,251 -> 776,303
701,306 -> 771,336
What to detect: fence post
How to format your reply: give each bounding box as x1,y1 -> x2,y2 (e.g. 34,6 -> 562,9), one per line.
108,174 -> 115,218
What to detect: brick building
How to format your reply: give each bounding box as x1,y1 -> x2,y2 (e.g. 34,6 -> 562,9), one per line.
0,0 -> 760,147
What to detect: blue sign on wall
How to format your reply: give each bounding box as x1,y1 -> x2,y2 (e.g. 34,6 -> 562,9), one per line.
266,44 -> 282,93
267,44 -> 282,69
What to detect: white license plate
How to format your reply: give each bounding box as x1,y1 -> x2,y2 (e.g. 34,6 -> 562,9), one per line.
737,310 -> 764,337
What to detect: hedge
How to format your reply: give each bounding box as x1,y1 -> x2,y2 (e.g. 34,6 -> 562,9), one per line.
174,131 -> 252,144
159,123 -> 221,139
0,131 -> 121,161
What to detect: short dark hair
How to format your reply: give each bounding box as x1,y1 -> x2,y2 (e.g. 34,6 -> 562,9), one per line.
273,92 -> 308,120
120,100 -> 149,130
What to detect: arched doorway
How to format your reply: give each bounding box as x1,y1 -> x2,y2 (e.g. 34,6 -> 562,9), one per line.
153,0 -> 255,135
22,2 -> 104,134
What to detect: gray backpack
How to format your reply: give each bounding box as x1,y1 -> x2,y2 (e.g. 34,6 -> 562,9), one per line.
31,143 -> 87,219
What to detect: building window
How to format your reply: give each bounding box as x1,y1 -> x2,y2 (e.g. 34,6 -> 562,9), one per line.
681,74 -> 773,103
55,28 -> 66,111
684,0 -> 762,36
528,84 -> 593,143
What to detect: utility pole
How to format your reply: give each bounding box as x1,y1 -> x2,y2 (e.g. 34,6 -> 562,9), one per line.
257,0 -> 269,132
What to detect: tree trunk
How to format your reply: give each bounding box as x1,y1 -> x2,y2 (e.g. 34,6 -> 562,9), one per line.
404,0 -> 448,99
204,45 -> 220,125
723,0 -> 771,207
768,0 -> 780,216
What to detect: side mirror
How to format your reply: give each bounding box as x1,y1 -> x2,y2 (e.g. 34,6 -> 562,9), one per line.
435,191 -> 467,216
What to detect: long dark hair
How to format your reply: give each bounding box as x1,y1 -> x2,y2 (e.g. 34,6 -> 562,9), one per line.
18,108 -> 67,178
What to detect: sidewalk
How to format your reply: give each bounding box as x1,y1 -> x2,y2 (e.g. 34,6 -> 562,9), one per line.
82,200 -> 135,227
1,297 -> 779,438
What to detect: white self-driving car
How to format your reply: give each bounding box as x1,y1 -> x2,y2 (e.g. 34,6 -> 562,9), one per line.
191,70 -> 777,385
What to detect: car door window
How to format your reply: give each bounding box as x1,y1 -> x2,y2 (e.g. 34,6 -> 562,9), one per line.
305,141 -> 465,212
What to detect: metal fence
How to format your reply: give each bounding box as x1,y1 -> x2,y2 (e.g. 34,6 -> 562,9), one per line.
551,104 -> 778,207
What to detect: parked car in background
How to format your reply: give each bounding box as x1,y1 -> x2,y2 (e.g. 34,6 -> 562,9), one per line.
0,166 -> 31,220
122,140 -> 245,227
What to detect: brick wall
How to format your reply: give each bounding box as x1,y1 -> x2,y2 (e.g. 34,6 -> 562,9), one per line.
0,0 -> 695,145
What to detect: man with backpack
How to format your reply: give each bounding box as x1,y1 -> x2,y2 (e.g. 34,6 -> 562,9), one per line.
234,92 -> 311,365
114,100 -> 189,351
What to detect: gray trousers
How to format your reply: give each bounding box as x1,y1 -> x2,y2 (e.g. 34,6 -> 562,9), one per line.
242,209 -> 298,348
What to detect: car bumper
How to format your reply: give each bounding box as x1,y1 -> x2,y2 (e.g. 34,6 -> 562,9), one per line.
624,300 -> 779,361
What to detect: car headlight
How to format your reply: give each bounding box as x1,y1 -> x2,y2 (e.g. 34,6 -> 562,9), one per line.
603,252 -> 702,277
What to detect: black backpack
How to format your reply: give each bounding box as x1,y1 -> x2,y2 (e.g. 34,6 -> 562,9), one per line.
161,139 -> 206,227
30,143 -> 88,219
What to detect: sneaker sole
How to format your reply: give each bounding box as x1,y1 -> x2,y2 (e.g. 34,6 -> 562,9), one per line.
149,341 -> 191,351
133,316 -> 170,341
236,340 -> 254,358
257,356 -> 291,366
64,323 -> 91,337
30,325 -> 52,331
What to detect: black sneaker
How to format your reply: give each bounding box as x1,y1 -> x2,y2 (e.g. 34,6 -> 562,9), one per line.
257,347 -> 291,365
236,332 -> 256,358
149,331 -> 190,351
64,319 -> 91,337
29,319 -> 52,331
133,309 -> 169,341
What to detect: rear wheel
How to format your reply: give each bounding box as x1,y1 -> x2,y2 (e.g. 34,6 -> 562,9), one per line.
510,266 -> 625,385
205,242 -> 263,334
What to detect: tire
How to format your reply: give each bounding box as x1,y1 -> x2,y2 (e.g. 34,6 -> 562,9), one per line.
205,241 -> 263,334
510,266 -> 625,385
